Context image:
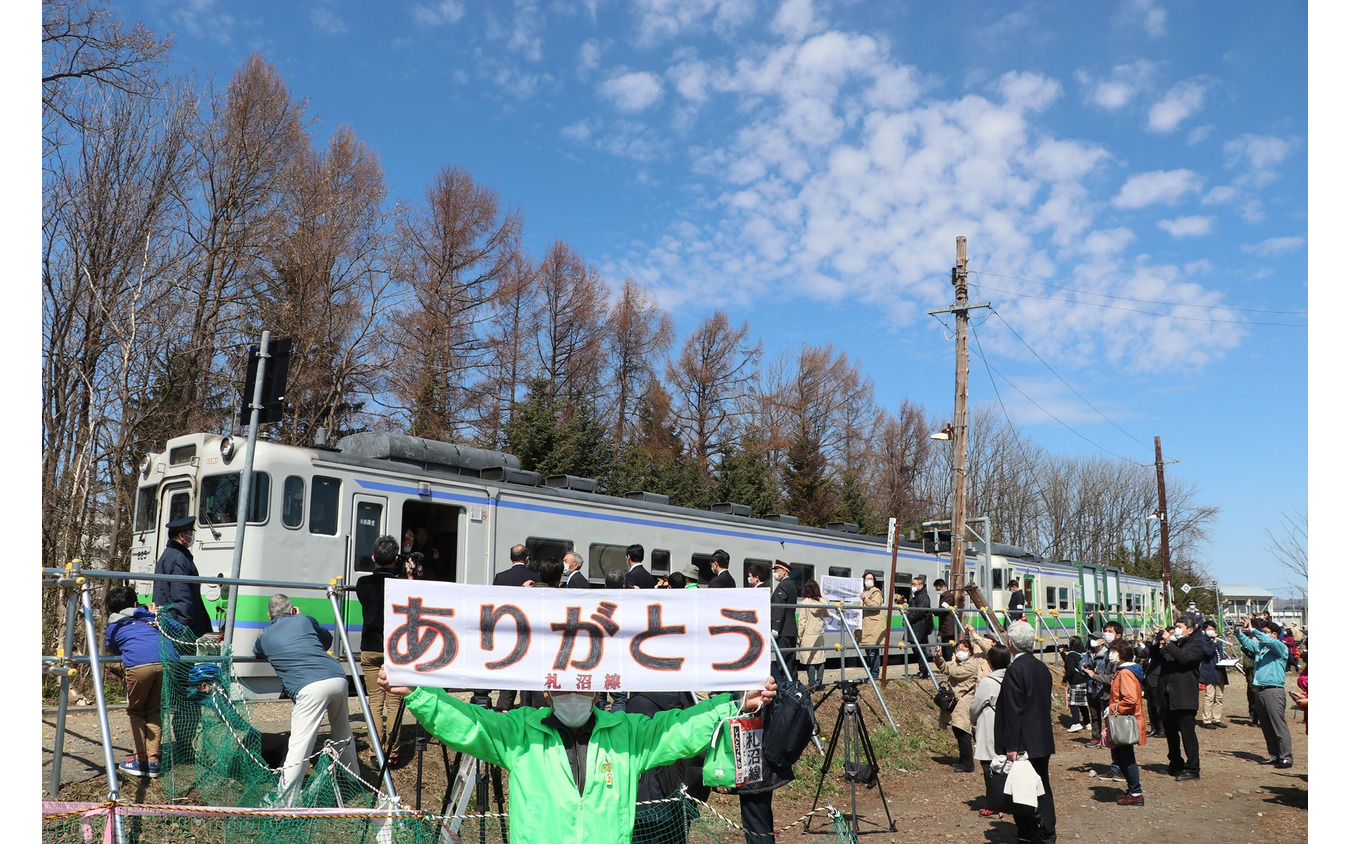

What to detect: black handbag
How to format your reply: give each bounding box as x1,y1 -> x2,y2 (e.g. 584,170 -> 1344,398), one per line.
763,677 -> 816,767
933,684 -> 958,712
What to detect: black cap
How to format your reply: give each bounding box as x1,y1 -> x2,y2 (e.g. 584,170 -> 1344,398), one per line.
166,517 -> 195,533
773,559 -> 791,573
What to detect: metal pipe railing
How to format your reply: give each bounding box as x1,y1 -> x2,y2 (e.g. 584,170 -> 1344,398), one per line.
325,580 -> 399,800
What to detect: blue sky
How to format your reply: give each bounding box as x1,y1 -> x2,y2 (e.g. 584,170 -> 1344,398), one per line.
58,1 -> 1314,594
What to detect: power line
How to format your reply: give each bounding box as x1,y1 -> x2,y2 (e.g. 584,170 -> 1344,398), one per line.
989,309 -> 1152,450
969,270 -> 1307,316
968,322 -> 1144,464
969,281 -> 1307,327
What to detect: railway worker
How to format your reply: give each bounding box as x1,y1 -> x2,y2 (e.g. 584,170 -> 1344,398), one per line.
708,549 -> 735,589
355,535 -> 403,766
152,516 -> 214,639
993,620 -> 1057,844
378,666 -> 777,844
254,594 -> 359,807
1006,579 -> 1026,623
1237,617 -> 1293,768
625,543 -> 656,589
770,560 -> 799,679
563,551 -> 590,589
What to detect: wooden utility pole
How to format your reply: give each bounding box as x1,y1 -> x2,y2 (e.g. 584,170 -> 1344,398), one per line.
927,237 -> 990,608
1153,436 -> 1175,623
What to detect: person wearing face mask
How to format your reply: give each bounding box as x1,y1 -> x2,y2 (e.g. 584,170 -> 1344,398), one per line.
1237,617 -> 1293,768
380,667 -> 778,844
152,517 -> 215,639
1106,638 -> 1147,806
933,624 -> 992,772
1197,620 -> 1228,727
769,561 -> 799,680
1159,615 -> 1206,780
1082,622 -> 1125,752
860,572 -> 887,679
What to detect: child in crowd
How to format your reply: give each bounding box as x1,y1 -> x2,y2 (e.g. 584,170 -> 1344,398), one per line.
1060,637 -> 1092,733
104,585 -> 167,778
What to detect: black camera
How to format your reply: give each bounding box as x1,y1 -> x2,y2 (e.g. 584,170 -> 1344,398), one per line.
399,551 -> 425,578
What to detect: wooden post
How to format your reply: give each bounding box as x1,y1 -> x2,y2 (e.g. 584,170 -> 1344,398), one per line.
950,238 -> 970,605
1153,436 -> 1174,624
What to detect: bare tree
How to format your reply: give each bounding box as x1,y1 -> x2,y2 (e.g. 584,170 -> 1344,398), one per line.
534,240 -> 608,409
1263,509 -> 1308,600
473,245 -> 540,448
605,278 -> 674,442
868,400 -> 931,531
667,311 -> 761,477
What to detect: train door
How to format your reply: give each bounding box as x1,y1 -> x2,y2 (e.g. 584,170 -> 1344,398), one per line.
1079,565 -> 1099,632
156,481 -> 194,561
403,501 -> 464,582
343,493 -> 388,654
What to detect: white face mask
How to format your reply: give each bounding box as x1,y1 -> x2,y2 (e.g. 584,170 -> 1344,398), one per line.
955,650 -> 970,662
550,693 -> 595,728
864,579 -> 875,589
1103,632 -> 1116,643
1174,627 -> 1187,638
1108,652 -> 1120,663
1206,630 -> 1217,638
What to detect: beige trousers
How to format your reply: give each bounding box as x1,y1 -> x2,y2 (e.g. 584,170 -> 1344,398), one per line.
1201,683 -> 1225,723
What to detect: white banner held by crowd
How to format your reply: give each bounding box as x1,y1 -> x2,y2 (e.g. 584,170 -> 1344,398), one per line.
819,575 -> 864,633
382,581 -> 772,692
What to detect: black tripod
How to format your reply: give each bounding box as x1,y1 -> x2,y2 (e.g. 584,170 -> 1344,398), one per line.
444,691 -> 508,843
805,680 -> 896,836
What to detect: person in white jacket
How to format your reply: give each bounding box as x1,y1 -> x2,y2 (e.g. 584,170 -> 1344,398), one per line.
969,643 -> 1012,819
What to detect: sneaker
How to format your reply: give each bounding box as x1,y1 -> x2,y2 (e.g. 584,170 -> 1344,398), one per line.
1087,739 -> 1103,748
118,757 -> 160,778
1257,756 -> 1280,765
1175,771 -> 1200,781
1109,768 -> 1127,782
1274,757 -> 1294,769
1117,793 -> 1145,806
1067,723 -> 1084,733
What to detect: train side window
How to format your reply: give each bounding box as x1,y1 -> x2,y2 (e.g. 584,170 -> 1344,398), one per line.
199,472 -> 270,525
828,566 -> 852,578
352,501 -> 383,572
992,568 -> 1004,590
789,563 -> 814,591
1059,587 -> 1069,610
134,487 -> 157,533
587,542 -> 626,580
529,536 -> 575,570
309,475 -> 340,535
282,476 -> 305,528
651,549 -> 671,574
1046,587 -> 1055,609
894,572 -> 912,603
690,554 -> 715,585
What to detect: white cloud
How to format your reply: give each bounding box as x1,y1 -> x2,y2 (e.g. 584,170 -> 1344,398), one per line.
169,0 -> 235,45
1147,78 -> 1207,133
1186,125 -> 1213,145
310,8 -> 346,35
632,0 -> 755,47
1202,185 -> 1239,205
770,0 -> 824,41
1077,59 -> 1154,110
1084,228 -> 1136,255
1113,170 -> 1203,208
1224,133 -> 1294,187
994,71 -> 1062,113
1118,0 -> 1168,38
1157,215 -> 1215,238
411,0 -> 464,28
560,120 -> 592,142
1241,236 -> 1306,257
600,70 -> 665,112
578,40 -> 603,77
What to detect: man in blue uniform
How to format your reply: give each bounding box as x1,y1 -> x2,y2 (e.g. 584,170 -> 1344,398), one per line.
152,517 -> 214,638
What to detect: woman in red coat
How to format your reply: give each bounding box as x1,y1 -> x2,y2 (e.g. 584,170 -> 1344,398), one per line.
1108,638 -> 1146,806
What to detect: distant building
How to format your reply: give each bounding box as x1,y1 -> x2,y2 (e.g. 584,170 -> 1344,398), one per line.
1217,584 -> 1275,618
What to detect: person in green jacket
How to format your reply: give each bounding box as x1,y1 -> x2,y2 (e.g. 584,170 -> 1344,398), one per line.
380,667 -> 776,844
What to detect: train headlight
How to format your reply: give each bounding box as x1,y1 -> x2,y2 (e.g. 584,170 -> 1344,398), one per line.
219,436 -> 236,462
139,455 -> 152,477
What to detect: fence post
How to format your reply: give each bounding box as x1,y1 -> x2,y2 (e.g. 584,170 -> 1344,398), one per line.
77,575 -> 127,844
326,582 -> 399,801
49,561 -> 84,799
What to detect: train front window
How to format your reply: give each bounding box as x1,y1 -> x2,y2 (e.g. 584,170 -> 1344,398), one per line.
199,472 -> 270,525
309,476 -> 340,535
282,476 -> 305,528
134,487 -> 157,533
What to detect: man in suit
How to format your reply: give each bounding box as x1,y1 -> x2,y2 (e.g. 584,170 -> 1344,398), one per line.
994,620 -> 1057,844
562,551 -> 589,589
708,549 -> 735,589
1160,614 -> 1207,779
934,578 -> 958,661
1006,579 -> 1026,622
625,543 -> 655,588
770,560 -> 799,680
493,544 -> 535,587
492,543 -> 533,710
906,575 -> 934,679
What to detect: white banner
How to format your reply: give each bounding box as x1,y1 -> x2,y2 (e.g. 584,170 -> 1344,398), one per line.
382,581 -> 772,692
819,575 -> 863,633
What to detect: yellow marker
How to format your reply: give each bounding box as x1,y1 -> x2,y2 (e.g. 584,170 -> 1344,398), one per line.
1035,637 -> 1044,642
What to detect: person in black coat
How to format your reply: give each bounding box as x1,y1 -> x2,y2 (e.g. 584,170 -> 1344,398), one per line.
906,576 -> 934,677
994,620 -> 1056,844
625,543 -> 656,589
934,579 -> 958,660
493,544 -> 535,587
1160,615 -> 1206,779
1141,634 -> 1166,737
152,517 -> 214,639
1006,579 -> 1026,622
770,561 -> 799,679
708,549 -> 736,589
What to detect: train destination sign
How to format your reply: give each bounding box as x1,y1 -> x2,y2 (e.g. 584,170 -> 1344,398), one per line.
382,580 -> 773,692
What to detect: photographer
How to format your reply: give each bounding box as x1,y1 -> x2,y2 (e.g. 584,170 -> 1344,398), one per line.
356,535 -> 404,766
1236,616 -> 1293,768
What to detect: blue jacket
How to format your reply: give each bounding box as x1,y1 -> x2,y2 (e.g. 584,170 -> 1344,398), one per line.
253,613 -> 346,699
1198,634 -> 1225,685
104,606 -> 166,669
1237,629 -> 1288,688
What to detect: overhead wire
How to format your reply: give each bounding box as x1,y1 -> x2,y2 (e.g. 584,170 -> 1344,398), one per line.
969,281 -> 1306,327
968,270 -> 1307,316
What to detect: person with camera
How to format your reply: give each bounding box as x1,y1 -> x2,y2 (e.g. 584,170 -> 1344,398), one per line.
1236,616 -> 1293,768
356,535 -> 404,766
1158,615 -> 1206,780
932,622 -> 991,773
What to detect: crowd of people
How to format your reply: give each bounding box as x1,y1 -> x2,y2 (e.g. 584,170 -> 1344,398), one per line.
117,513 -> 1306,842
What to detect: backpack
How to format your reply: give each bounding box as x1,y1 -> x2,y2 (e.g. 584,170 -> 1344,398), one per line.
763,677 -> 816,768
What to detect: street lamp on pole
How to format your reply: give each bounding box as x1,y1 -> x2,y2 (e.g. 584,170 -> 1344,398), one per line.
1147,506 -> 1173,623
